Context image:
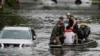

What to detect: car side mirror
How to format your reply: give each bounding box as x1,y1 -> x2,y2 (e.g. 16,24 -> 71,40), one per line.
32,36 -> 36,40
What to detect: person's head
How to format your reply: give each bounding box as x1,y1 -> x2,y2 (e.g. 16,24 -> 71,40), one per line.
80,22 -> 87,28
80,21 -> 87,26
66,13 -> 73,19
58,22 -> 63,27
59,16 -> 64,21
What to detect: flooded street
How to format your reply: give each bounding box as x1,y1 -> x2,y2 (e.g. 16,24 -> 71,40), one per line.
0,13 -> 100,56
0,23 -> 100,56
0,0 -> 100,56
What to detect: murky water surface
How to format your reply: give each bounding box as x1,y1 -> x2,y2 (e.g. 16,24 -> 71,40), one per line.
0,15 -> 100,56
1,1 -> 100,56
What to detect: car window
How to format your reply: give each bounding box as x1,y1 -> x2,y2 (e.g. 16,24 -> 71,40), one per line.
0,30 -> 32,39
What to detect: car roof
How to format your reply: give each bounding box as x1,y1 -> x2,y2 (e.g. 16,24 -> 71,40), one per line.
3,27 -> 31,30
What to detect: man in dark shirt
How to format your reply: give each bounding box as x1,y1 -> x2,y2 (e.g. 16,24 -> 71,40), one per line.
78,22 -> 91,42
66,13 -> 78,33
66,13 -> 79,44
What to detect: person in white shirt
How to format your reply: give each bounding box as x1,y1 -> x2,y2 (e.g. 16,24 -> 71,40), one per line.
64,26 -> 75,45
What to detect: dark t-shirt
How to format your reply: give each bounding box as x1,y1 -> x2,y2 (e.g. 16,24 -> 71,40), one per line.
68,18 -> 78,33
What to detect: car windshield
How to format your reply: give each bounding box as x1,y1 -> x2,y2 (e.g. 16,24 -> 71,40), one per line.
0,30 -> 32,39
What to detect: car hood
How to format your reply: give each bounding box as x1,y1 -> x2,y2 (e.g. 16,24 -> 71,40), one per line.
0,39 -> 33,44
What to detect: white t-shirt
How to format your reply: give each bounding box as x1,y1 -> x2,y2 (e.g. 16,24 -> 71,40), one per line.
64,32 -> 75,44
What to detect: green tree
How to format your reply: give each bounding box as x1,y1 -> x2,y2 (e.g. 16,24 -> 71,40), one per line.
0,15 -> 27,30
5,0 -> 16,8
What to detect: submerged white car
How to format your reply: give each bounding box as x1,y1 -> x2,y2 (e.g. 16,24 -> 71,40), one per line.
0,27 -> 37,48
68,0 -> 92,9
41,0 -> 56,7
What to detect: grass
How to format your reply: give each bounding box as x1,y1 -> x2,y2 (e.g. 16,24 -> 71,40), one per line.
92,0 -> 100,3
